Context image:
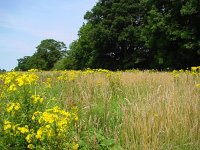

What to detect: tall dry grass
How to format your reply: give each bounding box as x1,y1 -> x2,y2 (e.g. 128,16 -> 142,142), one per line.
36,70 -> 200,149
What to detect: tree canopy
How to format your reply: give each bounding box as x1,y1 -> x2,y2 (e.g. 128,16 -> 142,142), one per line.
61,0 -> 200,70
16,39 -> 67,71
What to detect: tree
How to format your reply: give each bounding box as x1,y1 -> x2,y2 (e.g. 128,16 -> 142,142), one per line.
35,39 -> 67,70
17,56 -> 33,71
16,39 -> 67,71
67,0 -> 148,70
140,0 -> 200,69
65,0 -> 200,70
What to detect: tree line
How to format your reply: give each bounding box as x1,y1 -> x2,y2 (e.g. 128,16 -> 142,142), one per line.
16,0 -> 200,71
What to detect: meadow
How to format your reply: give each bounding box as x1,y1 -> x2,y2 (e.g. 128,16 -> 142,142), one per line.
0,68 -> 199,150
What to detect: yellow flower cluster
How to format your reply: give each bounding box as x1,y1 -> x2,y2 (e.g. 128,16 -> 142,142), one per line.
93,68 -> 110,73
17,125 -> 29,134
2,72 -> 17,85
32,106 -> 78,141
56,69 -> 111,82
82,68 -> 95,75
172,70 -> 180,78
6,102 -> 21,115
0,71 -> 39,94
3,120 -> 29,135
57,70 -> 80,81
171,66 -> 200,79
82,68 -> 111,75
1,70 -> 79,149
191,66 -> 200,72
3,120 -> 12,131
26,133 -> 32,143
31,95 -> 44,104
27,144 -> 34,149
0,92 -> 5,100
27,69 -> 39,72
73,142 -> 79,150
15,74 -> 39,86
3,105 -> 78,149
7,83 -> 17,92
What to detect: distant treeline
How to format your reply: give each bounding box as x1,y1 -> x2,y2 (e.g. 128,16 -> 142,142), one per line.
16,0 -> 200,71
0,69 -> 6,72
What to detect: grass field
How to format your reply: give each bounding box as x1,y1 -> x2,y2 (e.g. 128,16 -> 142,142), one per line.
0,68 -> 200,149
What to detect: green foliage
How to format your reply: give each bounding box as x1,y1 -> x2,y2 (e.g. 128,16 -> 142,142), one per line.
141,0 -> 200,69
63,0 -> 200,70
53,56 -> 77,70
17,39 -> 67,71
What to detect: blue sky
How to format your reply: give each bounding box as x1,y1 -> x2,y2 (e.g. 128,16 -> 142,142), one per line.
0,0 -> 97,71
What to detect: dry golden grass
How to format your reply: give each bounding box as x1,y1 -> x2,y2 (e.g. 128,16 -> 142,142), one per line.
62,71 -> 200,149
31,70 -> 200,149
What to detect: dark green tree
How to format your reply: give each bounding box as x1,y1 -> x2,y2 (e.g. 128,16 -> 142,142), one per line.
85,0 -> 148,69
65,0 -> 200,70
67,0 -> 148,70
141,0 -> 200,69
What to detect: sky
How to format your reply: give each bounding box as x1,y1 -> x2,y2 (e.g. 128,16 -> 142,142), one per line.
0,0 -> 97,71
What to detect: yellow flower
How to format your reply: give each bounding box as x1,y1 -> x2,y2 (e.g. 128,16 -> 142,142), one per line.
17,125 -> 29,134
36,128 -> 43,140
28,69 -> 39,72
14,103 -> 21,110
191,66 -> 197,72
39,112 -> 58,124
45,124 -> 50,128
73,143 -> 79,150
6,103 -> 21,113
0,93 -> 5,99
52,106 -> 60,112
6,103 -> 15,113
57,120 -> 67,131
26,134 -> 32,143
7,83 -> 17,92
31,95 -> 44,104
40,97 -> 44,103
16,77 -> 24,86
3,120 -> 12,131
4,72 -> 17,85
16,73 -> 39,86
75,116 -> 78,121
173,74 -> 179,78
27,144 -> 34,149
